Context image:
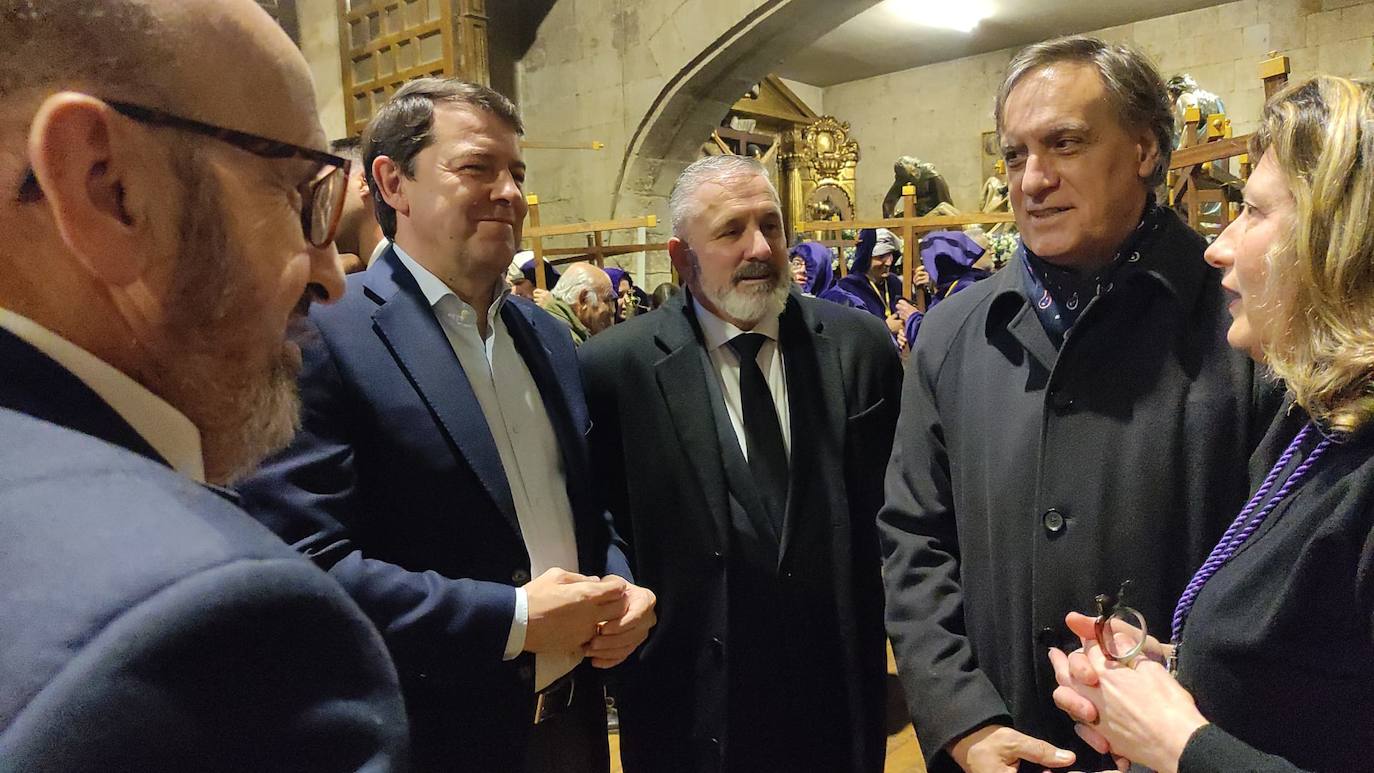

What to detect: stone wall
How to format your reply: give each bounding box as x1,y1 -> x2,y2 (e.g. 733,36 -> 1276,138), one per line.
516,0 -> 778,228
516,0 -> 881,286
821,0 -> 1374,217
297,0 -> 346,140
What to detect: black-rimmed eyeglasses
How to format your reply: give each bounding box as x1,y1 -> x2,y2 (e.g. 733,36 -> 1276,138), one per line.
17,99 -> 352,248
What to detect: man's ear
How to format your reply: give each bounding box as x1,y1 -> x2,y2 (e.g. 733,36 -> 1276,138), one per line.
28,92 -> 151,286
372,155 -> 408,218
1136,130 -> 1163,181
667,236 -> 693,280
356,170 -> 374,205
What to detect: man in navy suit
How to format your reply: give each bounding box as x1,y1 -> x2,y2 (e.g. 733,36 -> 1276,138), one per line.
238,78 -> 657,773
0,0 -> 408,770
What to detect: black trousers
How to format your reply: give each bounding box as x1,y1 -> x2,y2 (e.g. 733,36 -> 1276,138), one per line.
524,667 -> 610,773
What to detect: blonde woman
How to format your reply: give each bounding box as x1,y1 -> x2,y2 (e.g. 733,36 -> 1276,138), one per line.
1048,75 -> 1374,773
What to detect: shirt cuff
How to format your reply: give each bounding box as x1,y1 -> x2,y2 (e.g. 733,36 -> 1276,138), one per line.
503,586 -> 528,660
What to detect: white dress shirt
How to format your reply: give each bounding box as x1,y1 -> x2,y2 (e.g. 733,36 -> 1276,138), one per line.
393,246 -> 582,690
691,298 -> 791,461
0,307 -> 205,482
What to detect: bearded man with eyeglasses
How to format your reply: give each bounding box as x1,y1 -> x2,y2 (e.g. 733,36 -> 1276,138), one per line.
0,0 -> 409,770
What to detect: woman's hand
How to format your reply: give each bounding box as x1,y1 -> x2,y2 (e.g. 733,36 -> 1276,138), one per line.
1048,629 -> 1208,773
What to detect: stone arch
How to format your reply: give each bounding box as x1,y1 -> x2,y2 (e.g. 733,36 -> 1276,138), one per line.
610,0 -> 884,221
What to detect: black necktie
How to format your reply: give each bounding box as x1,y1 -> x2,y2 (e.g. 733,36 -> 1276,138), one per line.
728,332 -> 788,529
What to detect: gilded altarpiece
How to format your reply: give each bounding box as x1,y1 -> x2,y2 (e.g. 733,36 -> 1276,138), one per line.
781,117 -> 859,237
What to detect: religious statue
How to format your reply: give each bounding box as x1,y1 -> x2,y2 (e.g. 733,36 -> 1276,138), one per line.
881,156 -> 954,218
1167,73 -> 1241,227
1167,74 -> 1227,149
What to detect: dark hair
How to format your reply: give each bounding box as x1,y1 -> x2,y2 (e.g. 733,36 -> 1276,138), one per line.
329,135 -> 362,164
361,78 -> 523,238
995,36 -> 1174,188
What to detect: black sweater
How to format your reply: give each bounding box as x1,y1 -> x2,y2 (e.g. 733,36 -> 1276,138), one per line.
1175,409 -> 1374,772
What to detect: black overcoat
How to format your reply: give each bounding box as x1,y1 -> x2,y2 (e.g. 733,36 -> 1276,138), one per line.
880,209 -> 1279,771
580,289 -> 901,772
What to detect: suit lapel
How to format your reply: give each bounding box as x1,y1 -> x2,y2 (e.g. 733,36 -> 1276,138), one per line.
363,250 -> 520,537
777,296 -> 847,564
651,294 -> 734,556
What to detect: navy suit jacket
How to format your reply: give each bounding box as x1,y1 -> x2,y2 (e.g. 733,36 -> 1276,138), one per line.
0,329 -> 408,772
238,247 -> 631,771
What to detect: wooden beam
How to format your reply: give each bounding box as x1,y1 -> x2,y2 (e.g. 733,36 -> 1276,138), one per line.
732,103 -> 817,125
797,212 -> 1015,232
542,243 -> 670,258
521,140 -> 606,151
1169,135 -> 1250,169
527,195 -> 547,291
714,126 -> 776,149
901,184 -> 917,308
524,214 -> 657,239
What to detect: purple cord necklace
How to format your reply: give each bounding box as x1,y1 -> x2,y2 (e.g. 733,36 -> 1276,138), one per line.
1171,421 -> 1333,646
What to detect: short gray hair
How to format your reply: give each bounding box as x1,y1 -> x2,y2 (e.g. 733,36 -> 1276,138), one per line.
551,264 -> 603,305
668,155 -> 777,238
995,35 -> 1174,188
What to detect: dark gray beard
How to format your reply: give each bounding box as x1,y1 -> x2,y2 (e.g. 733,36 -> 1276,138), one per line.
150,153 -> 304,484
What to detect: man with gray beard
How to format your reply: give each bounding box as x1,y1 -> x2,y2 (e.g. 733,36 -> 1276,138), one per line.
579,154 -> 902,772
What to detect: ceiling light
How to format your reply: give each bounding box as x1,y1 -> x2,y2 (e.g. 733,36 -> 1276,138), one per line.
883,0 -> 994,33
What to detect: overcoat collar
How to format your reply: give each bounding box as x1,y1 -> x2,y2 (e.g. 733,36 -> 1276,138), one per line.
985,207 -> 1209,371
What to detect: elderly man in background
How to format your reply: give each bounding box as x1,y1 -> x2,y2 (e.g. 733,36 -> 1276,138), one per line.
239,77 -> 654,772
880,35 -> 1277,773
547,262 -> 616,344
0,0 -> 408,769
580,154 -> 901,772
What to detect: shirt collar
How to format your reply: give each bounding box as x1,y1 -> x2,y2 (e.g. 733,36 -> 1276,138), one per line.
392,242 -> 511,322
690,292 -> 781,352
0,307 -> 205,482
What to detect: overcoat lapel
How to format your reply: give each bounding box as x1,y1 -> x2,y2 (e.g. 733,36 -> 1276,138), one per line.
777,295 -> 848,564
363,249 -> 521,539
650,294 -> 736,556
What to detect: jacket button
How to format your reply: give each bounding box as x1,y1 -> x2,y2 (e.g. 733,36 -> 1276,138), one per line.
1036,627 -> 1058,648
512,569 -> 530,584
1042,508 -> 1065,534
712,550 -> 724,565
711,636 -> 724,657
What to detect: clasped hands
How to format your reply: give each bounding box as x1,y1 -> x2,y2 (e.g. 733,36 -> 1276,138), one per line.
522,567 -> 657,668
1046,612 -> 1209,773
